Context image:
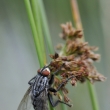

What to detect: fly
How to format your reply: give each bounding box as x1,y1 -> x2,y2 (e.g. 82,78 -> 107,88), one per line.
17,63 -> 74,110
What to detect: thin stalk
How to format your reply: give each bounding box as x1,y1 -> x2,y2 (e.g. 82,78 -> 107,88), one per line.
24,1 -> 54,110
24,0 -> 44,67
61,104 -> 67,110
25,0 -> 68,110
87,81 -> 99,110
71,0 -> 82,29
37,1 -> 68,110
49,102 -> 55,110
71,0 -> 84,41
38,0 -> 54,54
31,0 -> 46,64
60,91 -> 67,110
70,0 -> 99,110
36,1 -> 55,110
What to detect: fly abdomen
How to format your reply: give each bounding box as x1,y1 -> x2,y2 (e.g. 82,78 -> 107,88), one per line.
32,89 -> 48,110
33,90 -> 39,97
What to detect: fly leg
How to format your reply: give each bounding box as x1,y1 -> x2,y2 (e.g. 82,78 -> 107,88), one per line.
49,75 -> 75,92
56,75 -> 75,91
48,93 -> 72,107
48,75 -> 74,107
28,76 -> 36,85
53,63 -> 65,75
49,63 -> 65,85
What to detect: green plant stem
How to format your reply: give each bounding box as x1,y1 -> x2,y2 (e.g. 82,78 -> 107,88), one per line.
87,81 -> 99,110
25,0 -> 54,110
38,0 -> 54,54
25,0 -> 67,110
70,0 -> 99,110
36,1 -> 55,110
24,0 -> 44,67
37,1 -> 67,110
31,0 -> 46,64
48,102 -> 55,110
60,91 -> 67,110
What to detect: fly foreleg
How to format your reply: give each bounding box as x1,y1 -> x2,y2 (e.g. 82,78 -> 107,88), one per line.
49,63 -> 65,85
28,76 -> 36,85
49,74 -> 54,85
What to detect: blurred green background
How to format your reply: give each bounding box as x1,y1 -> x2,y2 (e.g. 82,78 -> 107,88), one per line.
0,0 -> 109,110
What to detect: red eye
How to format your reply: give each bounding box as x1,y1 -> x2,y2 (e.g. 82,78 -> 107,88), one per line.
42,70 -> 50,76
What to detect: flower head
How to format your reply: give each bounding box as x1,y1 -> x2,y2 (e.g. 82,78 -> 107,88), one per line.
49,22 -> 106,104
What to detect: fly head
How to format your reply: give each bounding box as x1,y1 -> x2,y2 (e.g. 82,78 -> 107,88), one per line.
37,67 -> 50,76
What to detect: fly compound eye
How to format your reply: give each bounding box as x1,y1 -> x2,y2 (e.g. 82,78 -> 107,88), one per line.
42,68 -> 50,76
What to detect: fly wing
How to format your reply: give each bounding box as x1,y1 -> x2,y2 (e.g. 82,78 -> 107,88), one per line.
17,86 -> 34,110
33,91 -> 48,110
